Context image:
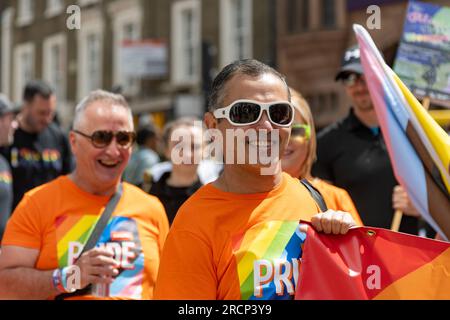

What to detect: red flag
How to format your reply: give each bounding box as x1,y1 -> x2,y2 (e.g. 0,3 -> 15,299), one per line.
295,225 -> 450,299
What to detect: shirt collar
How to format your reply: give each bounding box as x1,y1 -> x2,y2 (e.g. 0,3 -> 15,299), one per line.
343,108 -> 365,132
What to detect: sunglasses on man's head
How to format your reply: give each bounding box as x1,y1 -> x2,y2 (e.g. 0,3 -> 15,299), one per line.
73,130 -> 136,149
213,99 -> 294,127
341,73 -> 365,87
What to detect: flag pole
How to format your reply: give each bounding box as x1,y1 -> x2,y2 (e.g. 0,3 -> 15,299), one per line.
391,97 -> 429,233
422,97 -> 431,110
391,210 -> 403,232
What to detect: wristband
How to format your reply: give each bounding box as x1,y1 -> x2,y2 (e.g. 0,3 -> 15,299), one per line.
61,266 -> 77,293
52,267 -> 77,294
52,268 -> 67,294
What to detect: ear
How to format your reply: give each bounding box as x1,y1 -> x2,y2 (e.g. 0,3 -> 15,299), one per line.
204,112 -> 217,130
68,131 -> 77,154
164,146 -> 171,161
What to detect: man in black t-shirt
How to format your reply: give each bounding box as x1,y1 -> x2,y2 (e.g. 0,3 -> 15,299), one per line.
312,46 -> 421,235
1,81 -> 73,209
0,94 -> 17,240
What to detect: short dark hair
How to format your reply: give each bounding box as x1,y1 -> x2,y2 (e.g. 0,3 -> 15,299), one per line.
23,80 -> 54,103
207,59 -> 291,112
136,126 -> 157,146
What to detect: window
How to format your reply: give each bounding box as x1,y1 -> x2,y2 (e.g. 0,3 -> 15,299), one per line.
13,43 -> 35,102
321,0 -> 336,29
220,0 -> 252,67
86,34 -> 102,92
43,34 -> 67,102
111,4 -> 142,96
77,17 -> 103,99
17,0 -> 34,26
287,0 -> 309,34
183,10 -> 195,77
308,91 -> 339,118
171,0 -> 201,85
45,0 -> 65,17
1,8 -> 14,96
78,0 -> 100,6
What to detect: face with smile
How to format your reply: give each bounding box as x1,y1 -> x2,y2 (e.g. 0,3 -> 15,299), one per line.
166,124 -> 203,172
206,73 -> 291,175
69,101 -> 133,194
281,110 -> 309,178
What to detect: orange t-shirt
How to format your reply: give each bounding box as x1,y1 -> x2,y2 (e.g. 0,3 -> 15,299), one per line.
2,176 -> 169,300
154,173 -> 322,300
310,178 -> 363,226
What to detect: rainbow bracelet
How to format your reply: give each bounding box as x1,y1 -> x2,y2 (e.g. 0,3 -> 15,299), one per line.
52,267 -> 77,294
52,268 -> 67,293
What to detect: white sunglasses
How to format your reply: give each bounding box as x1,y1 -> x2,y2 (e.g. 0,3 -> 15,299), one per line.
213,99 -> 295,127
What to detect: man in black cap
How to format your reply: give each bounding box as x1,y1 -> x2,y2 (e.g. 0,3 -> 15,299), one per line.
312,45 -> 421,235
1,80 -> 73,209
0,94 -> 18,240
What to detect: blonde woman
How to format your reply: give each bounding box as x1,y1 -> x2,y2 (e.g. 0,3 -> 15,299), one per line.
282,89 -> 363,226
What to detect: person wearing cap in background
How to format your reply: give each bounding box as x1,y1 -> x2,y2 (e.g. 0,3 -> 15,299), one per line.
0,94 -> 18,241
312,45 -> 422,235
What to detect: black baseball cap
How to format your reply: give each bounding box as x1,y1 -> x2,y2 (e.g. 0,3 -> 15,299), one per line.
335,45 -> 364,82
0,94 -> 14,116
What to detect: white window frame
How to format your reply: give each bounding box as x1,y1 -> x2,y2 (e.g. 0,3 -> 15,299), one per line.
171,0 -> 201,86
78,0 -> 100,6
16,0 -> 34,27
110,0 -> 143,97
45,0 -> 65,18
43,33 -> 67,103
77,12 -> 104,100
220,0 -> 253,68
1,7 -> 14,97
13,42 -> 35,103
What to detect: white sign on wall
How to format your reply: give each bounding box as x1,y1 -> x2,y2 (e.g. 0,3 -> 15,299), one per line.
119,39 -> 167,78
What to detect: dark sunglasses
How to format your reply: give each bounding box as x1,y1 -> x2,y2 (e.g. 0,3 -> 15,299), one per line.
341,73 -> 365,87
213,99 -> 294,127
73,130 -> 136,149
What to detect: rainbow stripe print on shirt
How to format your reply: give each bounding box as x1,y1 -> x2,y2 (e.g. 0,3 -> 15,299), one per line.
0,171 -> 12,184
232,220 -> 306,300
55,214 -> 144,299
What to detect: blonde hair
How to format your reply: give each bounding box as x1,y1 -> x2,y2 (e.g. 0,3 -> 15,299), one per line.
290,88 -> 317,179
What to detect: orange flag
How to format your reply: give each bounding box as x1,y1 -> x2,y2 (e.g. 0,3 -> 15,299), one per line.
295,225 -> 450,300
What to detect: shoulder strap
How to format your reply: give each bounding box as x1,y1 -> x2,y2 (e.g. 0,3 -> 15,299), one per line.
81,184 -> 123,254
300,179 -> 328,212
55,184 -> 123,300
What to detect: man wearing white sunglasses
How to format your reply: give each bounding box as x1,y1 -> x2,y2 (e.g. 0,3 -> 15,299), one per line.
155,59 -> 356,300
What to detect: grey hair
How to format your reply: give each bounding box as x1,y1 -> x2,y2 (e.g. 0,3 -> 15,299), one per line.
72,90 -> 133,130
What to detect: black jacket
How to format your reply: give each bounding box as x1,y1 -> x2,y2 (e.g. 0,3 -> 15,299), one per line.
312,109 -> 418,234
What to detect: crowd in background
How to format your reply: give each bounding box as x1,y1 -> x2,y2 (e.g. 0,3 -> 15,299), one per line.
0,49 -> 444,299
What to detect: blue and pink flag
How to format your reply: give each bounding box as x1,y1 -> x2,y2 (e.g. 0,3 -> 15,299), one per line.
353,24 -> 450,240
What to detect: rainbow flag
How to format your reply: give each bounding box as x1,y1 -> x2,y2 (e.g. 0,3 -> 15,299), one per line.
295,226 -> 450,299
55,214 -> 145,299
232,220 -> 305,300
353,24 -> 450,240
